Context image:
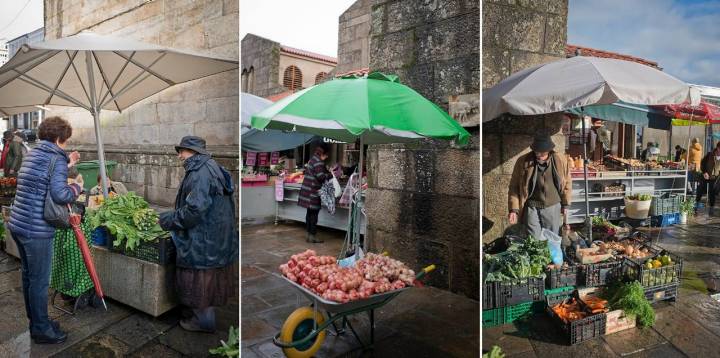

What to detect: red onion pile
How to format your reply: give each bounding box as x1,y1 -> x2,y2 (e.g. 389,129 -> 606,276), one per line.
279,250 -> 416,303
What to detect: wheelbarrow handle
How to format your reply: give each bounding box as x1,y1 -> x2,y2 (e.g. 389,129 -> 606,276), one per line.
415,264 -> 436,279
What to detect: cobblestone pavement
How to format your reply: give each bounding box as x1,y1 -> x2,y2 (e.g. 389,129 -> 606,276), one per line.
483,212 -> 720,357
241,223 -> 480,358
0,249 -> 239,357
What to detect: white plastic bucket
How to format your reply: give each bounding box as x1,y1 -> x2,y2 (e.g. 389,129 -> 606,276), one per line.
624,197 -> 652,219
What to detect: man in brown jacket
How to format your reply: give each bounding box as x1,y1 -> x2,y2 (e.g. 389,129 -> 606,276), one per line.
508,134 -> 572,239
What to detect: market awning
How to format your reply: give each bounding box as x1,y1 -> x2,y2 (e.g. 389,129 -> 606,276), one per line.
241,129 -> 315,152
566,102 -> 671,130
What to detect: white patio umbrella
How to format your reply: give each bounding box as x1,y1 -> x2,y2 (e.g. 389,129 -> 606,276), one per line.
482,56 -> 700,240
0,31 -> 238,196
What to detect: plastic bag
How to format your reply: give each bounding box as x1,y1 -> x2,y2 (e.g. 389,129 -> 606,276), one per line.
331,173 -> 342,198
541,228 -> 564,266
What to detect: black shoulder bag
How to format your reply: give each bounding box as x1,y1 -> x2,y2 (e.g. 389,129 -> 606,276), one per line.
44,155 -> 71,228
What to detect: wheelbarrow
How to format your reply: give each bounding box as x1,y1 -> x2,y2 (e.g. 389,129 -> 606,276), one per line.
273,265 -> 436,358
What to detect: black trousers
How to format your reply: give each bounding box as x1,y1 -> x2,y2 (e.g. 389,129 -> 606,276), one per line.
305,208 -> 320,235
696,177 -> 717,207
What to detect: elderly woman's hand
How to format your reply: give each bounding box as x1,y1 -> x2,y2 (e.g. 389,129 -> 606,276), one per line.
68,151 -> 81,167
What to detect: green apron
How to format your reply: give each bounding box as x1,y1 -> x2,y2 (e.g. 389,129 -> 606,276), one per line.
50,216 -> 95,297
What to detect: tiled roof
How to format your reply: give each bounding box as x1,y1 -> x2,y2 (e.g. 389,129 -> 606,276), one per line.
335,68 -> 370,77
280,45 -> 337,64
566,44 -> 659,68
266,91 -> 294,102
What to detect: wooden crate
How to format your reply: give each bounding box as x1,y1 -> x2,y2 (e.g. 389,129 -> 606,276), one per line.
605,309 -> 636,335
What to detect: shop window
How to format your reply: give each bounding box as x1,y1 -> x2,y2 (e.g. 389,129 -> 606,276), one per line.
283,65 -> 302,91
315,72 -> 328,84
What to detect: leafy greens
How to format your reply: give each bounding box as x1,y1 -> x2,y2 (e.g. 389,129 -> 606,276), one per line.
87,193 -> 165,251
484,236 -> 551,282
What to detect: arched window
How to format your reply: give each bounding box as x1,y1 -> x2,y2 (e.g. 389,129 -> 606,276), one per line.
283,65 -> 303,91
248,66 -> 255,93
315,72 -> 328,84
241,68 -> 248,92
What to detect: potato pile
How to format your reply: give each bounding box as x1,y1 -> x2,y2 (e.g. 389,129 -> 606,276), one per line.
279,250 -> 415,303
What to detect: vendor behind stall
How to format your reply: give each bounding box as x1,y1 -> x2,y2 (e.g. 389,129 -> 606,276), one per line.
508,134 -> 572,239
696,142 -> 720,213
588,118 -> 611,162
641,142 -> 654,161
89,174 -> 128,196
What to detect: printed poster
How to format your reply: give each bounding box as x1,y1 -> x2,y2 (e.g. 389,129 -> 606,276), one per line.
258,152 -> 269,166
246,152 -> 257,166
271,152 -> 280,165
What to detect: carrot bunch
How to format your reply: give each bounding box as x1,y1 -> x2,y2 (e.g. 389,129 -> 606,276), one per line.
582,296 -> 609,314
551,298 -> 588,323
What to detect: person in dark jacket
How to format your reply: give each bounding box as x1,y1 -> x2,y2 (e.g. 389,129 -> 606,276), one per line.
298,143 -> 331,243
8,117 -> 82,344
0,131 -> 13,170
159,136 -> 237,333
4,131 -> 25,177
696,142 -> 720,213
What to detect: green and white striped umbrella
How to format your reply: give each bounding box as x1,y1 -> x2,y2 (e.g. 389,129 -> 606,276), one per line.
251,72 -> 470,146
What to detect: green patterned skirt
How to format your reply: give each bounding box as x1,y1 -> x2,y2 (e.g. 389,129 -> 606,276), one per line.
50,217 -> 95,297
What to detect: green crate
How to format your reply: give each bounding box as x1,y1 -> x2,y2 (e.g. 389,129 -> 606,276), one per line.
544,286 -> 575,296
482,301 -> 545,328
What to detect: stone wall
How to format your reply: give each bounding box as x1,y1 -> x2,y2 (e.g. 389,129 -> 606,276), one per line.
481,0 -> 568,241
43,0 -> 239,207
240,34 -> 284,98
335,0 -> 372,74
363,0 -> 480,300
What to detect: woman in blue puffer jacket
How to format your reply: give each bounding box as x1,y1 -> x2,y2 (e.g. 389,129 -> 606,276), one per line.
7,116 -> 82,345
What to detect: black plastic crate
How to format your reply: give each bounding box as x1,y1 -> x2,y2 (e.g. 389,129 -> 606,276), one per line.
546,265 -> 584,289
623,251 -> 683,288
546,291 -> 607,345
644,282 -> 678,303
583,260 -> 623,287
121,235 -> 176,265
482,277 -> 545,310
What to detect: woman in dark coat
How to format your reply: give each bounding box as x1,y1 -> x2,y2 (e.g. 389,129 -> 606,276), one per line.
298,143 -> 331,243
8,116 -> 82,344
159,136 -> 237,333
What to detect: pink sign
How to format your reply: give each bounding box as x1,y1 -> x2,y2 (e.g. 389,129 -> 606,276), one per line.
258,152 -> 269,166
246,152 -> 257,166
275,176 -> 284,201
271,152 -> 280,165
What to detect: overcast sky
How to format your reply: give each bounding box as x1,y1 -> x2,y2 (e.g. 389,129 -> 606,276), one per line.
568,0 -> 720,87
240,0 -> 357,58
0,0 -> 44,43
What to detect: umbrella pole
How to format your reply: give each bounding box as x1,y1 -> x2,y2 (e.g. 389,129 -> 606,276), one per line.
85,52 -> 110,198
582,112 -> 592,240
358,136 -> 365,251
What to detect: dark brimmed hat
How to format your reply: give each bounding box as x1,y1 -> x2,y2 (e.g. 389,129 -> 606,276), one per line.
174,136 -> 209,155
530,134 -> 555,152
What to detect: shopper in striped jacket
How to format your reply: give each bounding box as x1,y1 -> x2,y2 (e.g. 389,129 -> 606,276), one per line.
298,143 -> 330,243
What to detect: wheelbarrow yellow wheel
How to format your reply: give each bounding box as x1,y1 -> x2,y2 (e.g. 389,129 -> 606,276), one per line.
280,307 -> 326,358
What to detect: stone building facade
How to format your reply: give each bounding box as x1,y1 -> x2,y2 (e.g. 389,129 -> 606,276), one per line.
241,34 -> 336,98
43,0 -> 239,208
482,0 -> 568,241
337,0 -> 480,299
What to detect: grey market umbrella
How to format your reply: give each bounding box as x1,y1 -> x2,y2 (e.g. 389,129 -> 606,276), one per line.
0,31 -> 238,196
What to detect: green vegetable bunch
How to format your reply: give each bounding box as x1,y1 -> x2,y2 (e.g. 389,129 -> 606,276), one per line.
484,236 -> 551,282
603,281 -> 655,327
133,208 -> 159,232
483,346 -> 505,358
209,326 -> 239,357
87,193 -> 165,251
627,194 -> 652,201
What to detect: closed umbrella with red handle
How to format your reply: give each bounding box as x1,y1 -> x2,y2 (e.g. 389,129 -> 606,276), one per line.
68,210 -> 107,310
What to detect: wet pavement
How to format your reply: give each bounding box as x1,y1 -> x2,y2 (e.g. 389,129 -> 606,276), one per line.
0,249 -> 238,357
483,211 -> 720,357
241,223 -> 480,358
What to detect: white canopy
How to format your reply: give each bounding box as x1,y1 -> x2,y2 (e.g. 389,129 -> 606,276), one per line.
482,56 -> 700,122
0,31 -> 238,116
0,31 -> 238,197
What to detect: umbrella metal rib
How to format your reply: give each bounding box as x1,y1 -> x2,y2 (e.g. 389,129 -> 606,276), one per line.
91,52 -> 121,112
113,51 -> 175,86
100,52 -> 168,109
44,51 -> 76,105
98,51 -> 135,107
0,51 -> 59,88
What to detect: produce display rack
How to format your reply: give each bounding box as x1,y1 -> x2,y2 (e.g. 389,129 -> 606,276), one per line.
649,194 -> 681,216
644,282 -> 679,303
583,260 -> 623,287
622,251 -> 683,288
545,290 -> 607,345
275,183 -> 366,234
568,169 -> 687,224
650,212 -> 681,227
483,277 -> 545,310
